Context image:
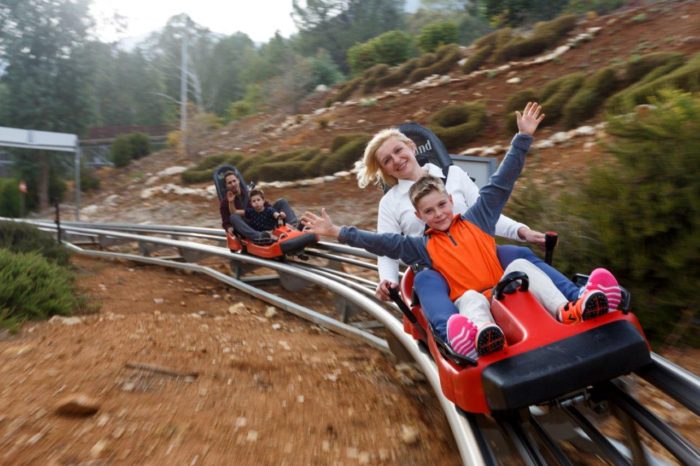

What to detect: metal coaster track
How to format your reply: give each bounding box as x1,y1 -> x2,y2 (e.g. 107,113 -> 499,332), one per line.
7,218 -> 699,466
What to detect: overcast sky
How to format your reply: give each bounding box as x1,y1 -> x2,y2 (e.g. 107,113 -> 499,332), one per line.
90,0 -> 299,44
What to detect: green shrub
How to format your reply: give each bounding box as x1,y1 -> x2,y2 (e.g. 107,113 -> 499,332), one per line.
377,60 -> 415,88
0,250 -> 80,328
0,179 -> 22,217
562,66 -> 620,128
321,136 -> 371,174
249,161 -> 308,182
332,78 -> 362,103
505,88 -> 539,132
348,42 -> 379,74
111,135 -> 133,168
228,100 -> 254,121
0,220 -> 71,265
565,0 -> 624,15
128,133 -> 151,159
180,153 -> 246,184
623,52 -> 685,85
606,54 -> 699,114
428,102 -> 487,150
495,14 -> 578,63
409,44 -> 461,82
580,91 -> 700,344
417,21 -> 458,53
462,45 -> 493,73
304,152 -> 327,178
540,72 -> 585,125
371,30 -> 415,67
80,164 -> 100,192
330,133 -> 370,153
417,52 -> 438,68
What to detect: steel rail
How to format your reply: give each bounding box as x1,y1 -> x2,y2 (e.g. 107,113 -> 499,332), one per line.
35,221 -> 487,466
10,218 -> 699,465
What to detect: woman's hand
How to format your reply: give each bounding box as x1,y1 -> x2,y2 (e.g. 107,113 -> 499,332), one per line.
518,227 -> 546,247
226,191 -> 235,202
300,209 -> 340,238
516,102 -> 545,136
375,279 -> 398,301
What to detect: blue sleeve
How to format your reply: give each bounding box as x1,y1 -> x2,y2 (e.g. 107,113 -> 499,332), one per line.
338,226 -> 432,268
462,134 -> 532,235
244,207 -> 255,218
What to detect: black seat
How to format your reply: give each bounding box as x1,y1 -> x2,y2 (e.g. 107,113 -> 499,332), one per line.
398,122 -> 453,176
213,164 -> 250,206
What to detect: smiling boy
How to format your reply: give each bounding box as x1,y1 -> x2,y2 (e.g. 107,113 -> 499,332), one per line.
302,103 -> 613,359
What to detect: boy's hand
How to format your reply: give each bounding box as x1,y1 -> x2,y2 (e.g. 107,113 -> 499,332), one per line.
300,209 -> 340,238
516,102 -> 545,136
279,212 -> 286,219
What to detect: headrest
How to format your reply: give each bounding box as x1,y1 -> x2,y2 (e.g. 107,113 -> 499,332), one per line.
213,165 -> 250,204
398,122 -> 453,174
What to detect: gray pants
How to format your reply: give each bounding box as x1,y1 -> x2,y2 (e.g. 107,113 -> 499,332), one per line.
229,198 -> 298,240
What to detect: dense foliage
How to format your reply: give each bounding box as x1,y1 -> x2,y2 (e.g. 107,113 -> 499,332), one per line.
507,91 -> 700,346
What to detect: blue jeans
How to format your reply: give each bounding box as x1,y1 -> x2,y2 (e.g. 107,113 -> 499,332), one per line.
414,245 -> 579,341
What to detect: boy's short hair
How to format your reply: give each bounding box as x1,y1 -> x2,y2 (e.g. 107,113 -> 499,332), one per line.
249,188 -> 265,200
408,175 -> 447,209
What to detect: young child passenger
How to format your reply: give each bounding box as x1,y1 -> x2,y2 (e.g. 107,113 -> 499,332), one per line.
245,188 -> 285,233
302,102 -> 617,360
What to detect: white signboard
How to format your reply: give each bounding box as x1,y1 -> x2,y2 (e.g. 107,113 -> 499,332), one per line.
450,155 -> 497,188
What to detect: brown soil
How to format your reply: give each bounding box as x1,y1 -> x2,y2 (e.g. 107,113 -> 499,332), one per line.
0,256 -> 460,465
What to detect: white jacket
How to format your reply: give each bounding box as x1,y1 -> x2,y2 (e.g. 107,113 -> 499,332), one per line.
376,163 -> 527,283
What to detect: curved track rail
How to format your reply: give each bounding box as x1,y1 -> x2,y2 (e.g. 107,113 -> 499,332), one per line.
8,218 -> 700,466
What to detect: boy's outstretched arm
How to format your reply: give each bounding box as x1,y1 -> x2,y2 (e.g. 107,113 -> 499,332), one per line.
301,209 -> 431,267
464,102 -> 544,235
301,209 -> 341,239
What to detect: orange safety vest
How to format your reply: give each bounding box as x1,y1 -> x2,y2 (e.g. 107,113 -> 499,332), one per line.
425,215 -> 503,301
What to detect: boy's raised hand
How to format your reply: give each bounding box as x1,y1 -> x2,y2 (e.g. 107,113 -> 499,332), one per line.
516,102 -> 545,136
301,208 -> 340,239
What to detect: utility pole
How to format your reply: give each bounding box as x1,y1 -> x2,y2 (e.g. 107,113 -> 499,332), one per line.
180,27 -> 188,156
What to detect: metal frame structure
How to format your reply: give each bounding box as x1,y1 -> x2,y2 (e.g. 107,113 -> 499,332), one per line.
0,126 -> 81,220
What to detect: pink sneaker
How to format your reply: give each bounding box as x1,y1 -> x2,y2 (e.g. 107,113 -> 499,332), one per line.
580,268 -> 621,310
446,314 -> 478,359
475,323 -> 506,356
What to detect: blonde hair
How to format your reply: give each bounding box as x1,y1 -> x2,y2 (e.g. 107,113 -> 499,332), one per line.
408,175 -> 447,209
356,128 -> 416,189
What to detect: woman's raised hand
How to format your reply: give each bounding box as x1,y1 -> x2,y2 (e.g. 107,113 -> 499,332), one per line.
516,102 -> 545,136
300,208 -> 341,239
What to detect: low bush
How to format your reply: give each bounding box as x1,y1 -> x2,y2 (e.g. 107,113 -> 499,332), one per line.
348,30 -> 415,74
111,135 -> 133,168
111,133 -> 152,167
0,220 -> 70,266
321,136 -> 371,174
80,164 -> 101,192
462,45 -> 493,73
332,78 -> 362,103
409,44 -> 461,82
0,179 -> 22,217
495,14 -> 578,63
180,153 -> 246,184
540,72 -> 585,126
417,21 -> 458,53
623,52 -> 685,85
0,250 -> 79,329
505,88 -> 539,133
561,67 -> 619,128
128,133 -> 151,159
249,161 -> 308,182
607,54 -> 699,114
304,152 -> 328,178
428,102 -> 487,150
